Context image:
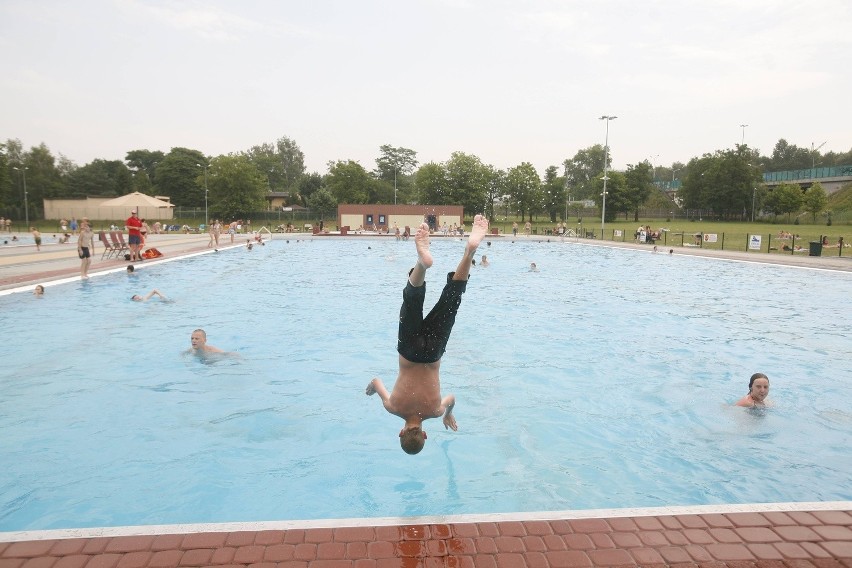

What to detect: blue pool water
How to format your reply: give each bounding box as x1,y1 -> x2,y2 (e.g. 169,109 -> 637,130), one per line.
1,237 -> 851,532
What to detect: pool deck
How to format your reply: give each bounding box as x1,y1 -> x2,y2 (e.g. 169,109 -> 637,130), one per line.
2,231 -> 851,566
1,503 -> 851,568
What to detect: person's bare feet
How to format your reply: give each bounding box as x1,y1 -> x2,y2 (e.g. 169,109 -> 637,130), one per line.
414,222 -> 433,269
467,214 -> 489,251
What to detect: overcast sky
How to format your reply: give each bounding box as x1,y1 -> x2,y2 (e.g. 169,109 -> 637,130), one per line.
2,0 -> 850,176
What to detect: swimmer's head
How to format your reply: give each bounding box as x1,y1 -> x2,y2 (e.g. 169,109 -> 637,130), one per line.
127,265 -> 135,273
191,329 -> 207,349
399,426 -> 427,455
33,284 -> 45,296
748,373 -> 770,402
131,294 -> 142,301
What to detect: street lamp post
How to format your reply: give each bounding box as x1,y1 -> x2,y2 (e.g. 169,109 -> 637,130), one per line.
751,186 -> 757,222
393,167 -> 397,205
599,115 -> 617,234
13,166 -> 29,229
197,163 -> 209,223
811,141 -> 826,171
739,124 -> 748,145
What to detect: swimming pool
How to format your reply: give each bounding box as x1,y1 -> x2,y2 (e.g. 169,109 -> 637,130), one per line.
1,237 -> 850,532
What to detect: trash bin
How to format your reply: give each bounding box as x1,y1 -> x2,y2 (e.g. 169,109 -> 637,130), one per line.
809,241 -> 822,256
340,226 -> 348,235
491,228 -> 499,235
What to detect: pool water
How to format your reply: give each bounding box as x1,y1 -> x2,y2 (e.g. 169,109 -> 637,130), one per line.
1,237 -> 851,531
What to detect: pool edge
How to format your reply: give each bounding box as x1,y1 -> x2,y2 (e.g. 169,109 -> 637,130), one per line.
3,501 -> 850,542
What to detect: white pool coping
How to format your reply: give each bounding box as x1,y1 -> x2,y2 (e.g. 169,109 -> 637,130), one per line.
1,501 -> 850,542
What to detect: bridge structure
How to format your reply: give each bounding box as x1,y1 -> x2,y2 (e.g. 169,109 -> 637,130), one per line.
655,165 -> 852,198
763,164 -> 852,193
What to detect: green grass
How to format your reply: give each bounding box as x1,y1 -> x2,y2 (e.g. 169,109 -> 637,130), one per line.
482,217 -> 849,255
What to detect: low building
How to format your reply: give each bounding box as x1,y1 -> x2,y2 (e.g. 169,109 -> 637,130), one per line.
337,204 -> 464,232
265,192 -> 291,210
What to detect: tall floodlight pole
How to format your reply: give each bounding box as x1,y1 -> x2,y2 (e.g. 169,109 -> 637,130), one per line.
204,165 -> 209,223
811,141 -> 826,171
599,115 -> 617,234
751,186 -> 757,222
197,163 -> 209,222
740,124 -> 748,145
13,166 -> 29,229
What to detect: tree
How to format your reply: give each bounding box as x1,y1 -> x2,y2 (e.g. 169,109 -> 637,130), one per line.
484,166 -> 506,223
20,143 -> 64,217
125,149 -> 164,191
275,136 -> 306,191
374,144 -> 418,204
767,139 -> 811,171
506,162 -> 541,222
541,165 -> 565,222
294,172 -> 323,207
765,182 -> 803,220
244,142 -> 277,190
624,161 -> 653,221
308,188 -> 337,220
244,136 -> 306,193
444,151 -> 490,214
64,160 -> 132,198
802,182 -> 828,222
374,145 -> 419,180
680,148 -> 762,219
821,147 -> 852,167
414,162 -> 448,205
325,160 -> 374,204
0,142 -> 12,210
592,170 -> 627,222
206,154 -> 267,220
155,148 -> 208,207
563,145 -> 608,201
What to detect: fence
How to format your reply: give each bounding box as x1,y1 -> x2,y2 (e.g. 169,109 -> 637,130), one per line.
574,228 -> 848,257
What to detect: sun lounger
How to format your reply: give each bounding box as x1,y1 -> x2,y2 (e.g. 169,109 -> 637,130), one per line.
109,231 -> 129,258
98,231 -> 118,259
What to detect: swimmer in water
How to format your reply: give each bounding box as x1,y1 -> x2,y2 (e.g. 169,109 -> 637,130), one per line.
735,373 -> 770,407
131,289 -> 166,302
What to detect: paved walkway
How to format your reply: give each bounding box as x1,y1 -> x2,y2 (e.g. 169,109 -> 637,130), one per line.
1,231 -> 850,566
0,232 -> 234,292
1,504 -> 850,568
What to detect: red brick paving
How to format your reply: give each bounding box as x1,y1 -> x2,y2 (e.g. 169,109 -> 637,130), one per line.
1,509 -> 850,568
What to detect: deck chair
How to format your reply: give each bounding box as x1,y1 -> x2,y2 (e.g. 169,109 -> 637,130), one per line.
110,231 -> 129,258
98,231 -> 118,259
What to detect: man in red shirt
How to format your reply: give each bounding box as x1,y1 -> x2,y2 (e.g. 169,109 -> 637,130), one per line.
125,210 -> 143,261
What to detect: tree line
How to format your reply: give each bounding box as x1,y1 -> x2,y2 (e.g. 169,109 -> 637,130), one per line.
1,135 -> 850,223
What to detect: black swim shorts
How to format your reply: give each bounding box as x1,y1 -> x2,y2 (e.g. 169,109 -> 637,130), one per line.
397,271 -> 468,364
